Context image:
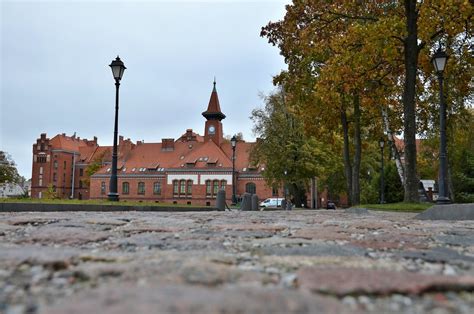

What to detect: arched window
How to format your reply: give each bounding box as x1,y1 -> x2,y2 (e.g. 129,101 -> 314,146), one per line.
173,180 -> 179,196
153,182 -> 161,195
180,180 -> 186,195
213,180 -> 219,196
138,182 -> 145,195
246,182 -> 256,194
220,180 -> 227,190
187,180 -> 193,196
206,180 -> 211,196
122,182 -> 129,194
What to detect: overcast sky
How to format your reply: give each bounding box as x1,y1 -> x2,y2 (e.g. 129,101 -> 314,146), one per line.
1,0 -> 288,179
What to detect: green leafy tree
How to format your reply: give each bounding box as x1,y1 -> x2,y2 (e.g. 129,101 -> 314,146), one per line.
44,184 -> 59,200
83,151 -> 107,187
251,88 -> 339,207
449,109 -> 474,203
0,151 -> 21,184
384,162 -> 405,203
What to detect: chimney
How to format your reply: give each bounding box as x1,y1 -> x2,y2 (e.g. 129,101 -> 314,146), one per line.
161,138 -> 175,151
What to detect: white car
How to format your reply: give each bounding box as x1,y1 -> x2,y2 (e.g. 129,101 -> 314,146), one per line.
259,198 -> 282,208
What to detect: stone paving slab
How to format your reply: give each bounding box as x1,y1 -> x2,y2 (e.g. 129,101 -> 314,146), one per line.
416,204 -> 474,220
0,210 -> 473,313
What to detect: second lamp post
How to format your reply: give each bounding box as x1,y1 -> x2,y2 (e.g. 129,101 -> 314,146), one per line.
231,135 -> 237,204
108,56 -> 126,202
379,137 -> 385,204
432,47 -> 450,204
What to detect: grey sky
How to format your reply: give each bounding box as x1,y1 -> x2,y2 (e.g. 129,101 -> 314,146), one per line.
0,0 -> 288,178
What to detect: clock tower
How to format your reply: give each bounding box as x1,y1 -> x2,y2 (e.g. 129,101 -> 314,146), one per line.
202,80 -> 226,146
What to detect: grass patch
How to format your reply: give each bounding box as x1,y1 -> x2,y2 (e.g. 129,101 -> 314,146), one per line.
355,202 -> 432,212
0,198 -> 203,208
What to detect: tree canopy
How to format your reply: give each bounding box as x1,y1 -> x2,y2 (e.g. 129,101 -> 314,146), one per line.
251,88 -> 339,206
0,151 -> 21,184
259,0 -> 472,204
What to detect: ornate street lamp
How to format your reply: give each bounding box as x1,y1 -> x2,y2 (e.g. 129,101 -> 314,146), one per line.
379,137 -> 385,204
108,56 -> 126,201
231,135 -> 237,205
431,47 -> 451,204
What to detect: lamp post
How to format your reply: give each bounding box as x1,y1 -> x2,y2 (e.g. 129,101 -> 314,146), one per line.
431,47 -> 450,204
108,56 -> 126,202
379,137 -> 385,204
231,135 -> 237,205
283,169 -> 288,200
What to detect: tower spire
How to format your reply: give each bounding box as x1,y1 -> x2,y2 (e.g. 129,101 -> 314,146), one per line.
202,79 -> 226,121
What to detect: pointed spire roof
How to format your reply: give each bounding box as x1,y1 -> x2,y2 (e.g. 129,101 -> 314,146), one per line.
202,79 -> 226,121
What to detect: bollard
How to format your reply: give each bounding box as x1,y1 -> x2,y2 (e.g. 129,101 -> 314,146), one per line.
281,199 -> 287,210
251,194 -> 259,211
216,190 -> 226,211
240,193 -> 252,211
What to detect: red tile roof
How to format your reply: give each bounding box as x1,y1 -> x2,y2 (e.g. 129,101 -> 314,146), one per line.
92,135 -> 257,175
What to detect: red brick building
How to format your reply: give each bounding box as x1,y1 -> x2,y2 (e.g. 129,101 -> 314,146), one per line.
31,82 -> 281,205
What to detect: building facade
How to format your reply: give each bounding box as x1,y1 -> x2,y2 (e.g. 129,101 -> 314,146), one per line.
31,83 -> 282,206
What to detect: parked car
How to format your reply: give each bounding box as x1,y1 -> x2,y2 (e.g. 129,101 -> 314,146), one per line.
259,198 -> 282,208
326,200 -> 336,210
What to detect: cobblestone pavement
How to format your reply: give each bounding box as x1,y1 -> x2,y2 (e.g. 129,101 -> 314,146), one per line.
0,210 -> 473,314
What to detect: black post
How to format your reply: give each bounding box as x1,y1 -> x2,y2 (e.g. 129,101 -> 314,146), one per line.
436,72 -> 450,204
380,144 -> 385,204
231,144 -> 237,205
108,80 -> 120,201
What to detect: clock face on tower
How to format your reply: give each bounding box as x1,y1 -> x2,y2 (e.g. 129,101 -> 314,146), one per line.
208,125 -> 216,134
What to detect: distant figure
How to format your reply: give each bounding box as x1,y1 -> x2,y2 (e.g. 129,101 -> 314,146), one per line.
326,200 -> 336,210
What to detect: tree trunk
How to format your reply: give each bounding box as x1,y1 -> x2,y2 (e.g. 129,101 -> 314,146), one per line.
340,106 -> 353,206
382,107 -> 405,185
402,0 -> 420,202
351,94 -> 361,205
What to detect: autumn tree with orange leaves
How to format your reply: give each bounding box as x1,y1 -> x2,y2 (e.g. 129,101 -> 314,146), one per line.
260,0 -> 472,204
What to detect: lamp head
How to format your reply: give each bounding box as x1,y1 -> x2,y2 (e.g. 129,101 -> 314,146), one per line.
379,137 -> 385,148
109,56 -> 126,81
431,47 -> 448,73
230,135 -> 237,148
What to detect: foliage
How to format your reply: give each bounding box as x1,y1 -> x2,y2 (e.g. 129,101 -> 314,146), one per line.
83,151 -> 107,186
260,0 -> 472,203
449,109 -> 474,203
224,132 -> 244,141
250,88 -> 339,206
360,177 -> 379,205
0,151 -> 21,184
44,184 -> 59,200
384,162 -> 405,203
